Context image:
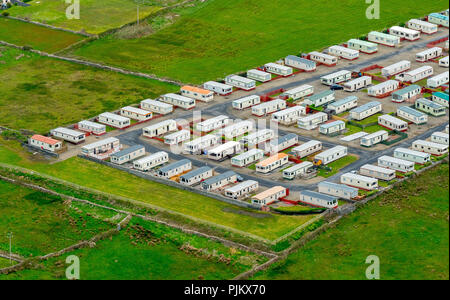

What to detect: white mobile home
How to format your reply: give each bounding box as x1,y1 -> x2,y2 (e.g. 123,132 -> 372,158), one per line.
133,151 -> 169,171
284,55 -> 316,71
29,135 -> 63,153
303,90 -> 335,107
389,26 -> 420,41
394,147 -> 431,164
281,84 -> 314,100
231,148 -> 264,167
378,114 -> 408,132
299,190 -> 338,209
431,132 -> 449,145
360,164 -> 396,181
368,31 -> 400,47
314,146 -> 348,165
318,181 -> 358,200
308,51 -> 338,66
328,45 -> 359,60
381,60 -> 411,76
341,173 -> 378,190
256,153 -> 289,174
50,127 -> 85,144
110,145 -> 145,165
327,96 -> 358,114
143,119 -> 177,138
164,129 -> 190,145
195,115 -> 231,132
180,166 -> 214,186
297,112 -> 328,130
264,63 -> 293,76
396,106 -> 428,125
208,141 -> 242,160
239,129 -> 274,146
415,98 -> 446,116
282,161 -> 313,180
416,47 -> 443,62
98,112 -> 130,129
81,137 -> 121,159
77,120 -> 106,136
271,106 -> 306,125
360,130 -> 389,147
407,19 -> 438,34
160,93 -> 195,110
183,134 -> 219,154
120,106 -> 152,122
252,186 -> 287,206
225,75 -> 256,91
266,133 -> 298,154
350,101 -> 382,120
140,99 -> 173,115
347,39 -> 378,54
221,120 -> 253,139
203,81 -> 233,96
412,140 -> 449,156
252,99 -> 287,116
247,69 -> 271,82
158,159 -> 192,179
201,171 -> 237,191
232,95 -> 261,110
292,140 -> 322,158
428,13 -> 449,28
427,71 -> 449,88
343,76 -> 372,92
320,70 -> 352,86
180,86 -> 214,102
319,120 -> 346,135
378,155 -> 414,173
368,80 -> 400,97
391,84 -> 421,103
439,56 -> 449,68
224,180 -> 259,199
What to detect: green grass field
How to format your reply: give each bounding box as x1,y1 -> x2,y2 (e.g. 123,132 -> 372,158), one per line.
0,47 -> 178,133
316,154 -> 359,178
253,163 -> 449,280
0,17 -> 84,53
66,0 -> 448,83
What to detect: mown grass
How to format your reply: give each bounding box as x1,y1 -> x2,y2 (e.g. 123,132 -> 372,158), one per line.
317,154 -> 359,178
67,0 -> 448,83
0,47 -> 178,133
253,163 -> 449,280
0,257 -> 15,269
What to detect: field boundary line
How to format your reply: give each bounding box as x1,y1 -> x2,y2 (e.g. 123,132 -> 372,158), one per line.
270,213 -> 325,245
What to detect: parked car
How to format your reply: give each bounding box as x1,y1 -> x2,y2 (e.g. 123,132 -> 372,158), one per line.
330,84 -> 344,91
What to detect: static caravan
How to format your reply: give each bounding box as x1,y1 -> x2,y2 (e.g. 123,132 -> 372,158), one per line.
320,70 -> 352,86
231,148 -> 264,167
367,80 -> 400,97
297,112 -> 328,130
341,173 -> 378,190
252,99 -> 287,116
203,81 -> 233,96
29,135 -> 62,153
398,62 -> 433,81
224,180 -> 259,199
427,71 -> 449,88
412,140 -> 449,156
251,186 -> 287,206
407,19 -> 438,34
314,145 -> 348,165
318,181 -> 358,200
164,130 -> 190,145
299,190 -> 338,209
360,164 -> 396,181
282,161 -> 313,180
77,120 -> 106,136
183,134 -> 219,154
225,75 -> 256,91
247,69 -> 271,82
281,84 -> 314,100
110,145 -> 145,165
255,153 -> 289,174
266,133 -> 298,154
415,98 -> 446,116
292,140 -> 323,158
195,115 -> 231,132
439,56 -> 449,68
120,106 -> 152,122
160,93 -> 195,110
239,129 -> 274,146
221,121 -> 253,139
347,39 -> 378,54
343,76 -> 372,92
396,106 -> 428,125
264,63 -> 293,77
133,151 -> 169,171
140,99 -> 173,115
271,106 -> 306,125
201,171 -> 237,191
360,130 -> 389,147
308,51 -> 338,66
98,112 -> 130,129
378,155 -> 414,173
378,114 -> 408,132
367,31 -> 400,47
81,137 -> 121,159
416,47 -> 443,62
50,127 -> 85,144
180,166 -> 214,186
328,45 -> 359,60
284,55 -> 316,71
180,86 -> 214,102
157,159 -> 192,179
327,96 -> 358,114
142,119 -> 177,138
319,120 -> 346,135
391,84 -> 421,103
381,60 -> 411,77
208,141 -> 242,161
232,95 -> 261,110
394,147 -> 431,164
303,90 -> 335,107
349,101 -> 382,120
389,26 -> 420,41
431,132 -> 449,145
428,13 -> 449,27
